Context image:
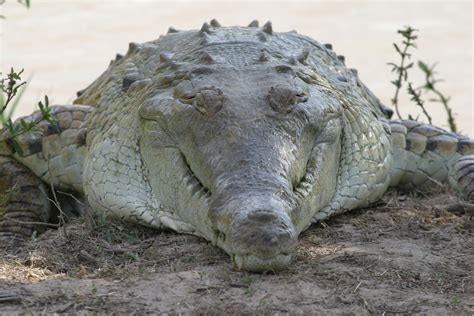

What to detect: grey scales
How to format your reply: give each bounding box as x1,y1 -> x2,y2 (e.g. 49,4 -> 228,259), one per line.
1,20 -> 473,272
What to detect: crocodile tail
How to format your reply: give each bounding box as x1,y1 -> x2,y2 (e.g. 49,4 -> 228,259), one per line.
389,119 -> 474,200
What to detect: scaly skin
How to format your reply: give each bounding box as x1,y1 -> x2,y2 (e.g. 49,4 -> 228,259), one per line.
1,20 -> 473,272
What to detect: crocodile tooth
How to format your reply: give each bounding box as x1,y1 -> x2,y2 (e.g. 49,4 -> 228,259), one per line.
187,181 -> 201,196
210,19 -> 221,27
193,186 -> 206,198
185,175 -> 203,196
323,43 -> 333,50
167,27 -> 178,34
183,173 -> 194,185
200,22 -> 211,34
262,21 -> 273,35
248,20 -> 259,27
115,53 -> 124,61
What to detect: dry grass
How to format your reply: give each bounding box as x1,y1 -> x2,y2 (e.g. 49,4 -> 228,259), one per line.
0,189 -> 473,314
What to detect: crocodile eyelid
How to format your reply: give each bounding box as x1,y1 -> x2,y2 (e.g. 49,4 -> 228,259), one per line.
191,87 -> 224,116
274,65 -> 295,74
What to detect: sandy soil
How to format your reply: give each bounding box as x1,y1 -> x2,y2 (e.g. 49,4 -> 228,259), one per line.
1,189 -> 473,315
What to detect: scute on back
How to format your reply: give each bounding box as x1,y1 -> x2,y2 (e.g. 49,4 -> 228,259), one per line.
74,20 -> 390,121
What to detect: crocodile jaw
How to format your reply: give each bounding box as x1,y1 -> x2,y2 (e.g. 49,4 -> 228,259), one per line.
233,254 -> 292,272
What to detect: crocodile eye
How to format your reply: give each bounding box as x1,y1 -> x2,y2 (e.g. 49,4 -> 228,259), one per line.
267,85 -> 308,113
177,92 -> 196,105
182,87 -> 223,116
173,80 -> 194,102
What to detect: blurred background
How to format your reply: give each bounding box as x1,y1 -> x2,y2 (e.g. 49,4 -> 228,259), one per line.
1,0 -> 472,135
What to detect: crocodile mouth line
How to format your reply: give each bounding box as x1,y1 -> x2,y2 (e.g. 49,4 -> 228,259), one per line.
292,148 -> 318,201
180,152 -> 212,201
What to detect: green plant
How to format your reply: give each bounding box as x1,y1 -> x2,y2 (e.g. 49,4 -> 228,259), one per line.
0,0 -> 31,18
0,68 -> 28,122
417,61 -> 456,132
389,26 -> 457,132
0,0 -> 30,7
1,68 -> 56,157
0,94 -> 56,156
18,0 -> 30,8
388,26 -> 418,119
407,82 -> 431,124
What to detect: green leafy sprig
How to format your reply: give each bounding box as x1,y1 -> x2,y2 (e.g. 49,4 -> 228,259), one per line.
417,61 -> 456,132
389,26 -> 457,133
0,68 -> 27,116
388,26 -> 418,119
407,82 -> 432,124
1,95 -> 56,156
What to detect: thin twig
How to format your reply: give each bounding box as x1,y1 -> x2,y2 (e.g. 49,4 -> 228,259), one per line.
353,281 -> 362,293
57,190 -> 85,206
46,154 -> 68,239
389,26 -> 418,119
2,215 -> 60,228
432,88 -> 456,132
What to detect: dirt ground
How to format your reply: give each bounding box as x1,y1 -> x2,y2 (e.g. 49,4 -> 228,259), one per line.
0,189 -> 473,315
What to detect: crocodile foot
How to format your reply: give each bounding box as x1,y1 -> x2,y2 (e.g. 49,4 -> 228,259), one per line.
0,155 -> 51,246
449,155 -> 474,202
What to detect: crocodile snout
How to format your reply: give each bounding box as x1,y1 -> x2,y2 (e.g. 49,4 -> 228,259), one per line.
231,209 -> 296,257
216,204 -> 297,272
231,209 -> 297,272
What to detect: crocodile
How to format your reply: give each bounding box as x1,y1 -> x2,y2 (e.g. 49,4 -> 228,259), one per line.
1,20 -> 473,272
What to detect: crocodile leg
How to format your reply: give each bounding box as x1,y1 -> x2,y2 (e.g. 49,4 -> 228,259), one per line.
389,120 -> 474,200
0,105 -> 92,243
0,155 -> 51,243
8,105 -> 92,194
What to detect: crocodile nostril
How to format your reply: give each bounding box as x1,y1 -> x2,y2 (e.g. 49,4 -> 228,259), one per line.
262,232 -> 279,245
247,210 -> 278,223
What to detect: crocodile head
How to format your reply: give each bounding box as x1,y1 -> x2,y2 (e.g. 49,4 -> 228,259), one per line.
139,63 -> 343,272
